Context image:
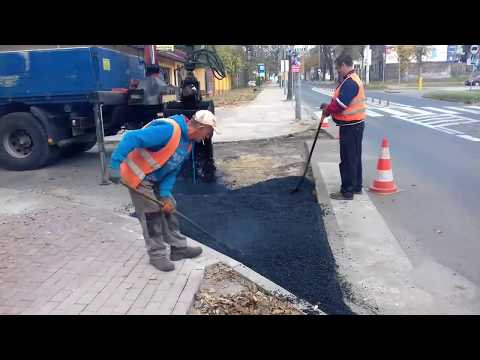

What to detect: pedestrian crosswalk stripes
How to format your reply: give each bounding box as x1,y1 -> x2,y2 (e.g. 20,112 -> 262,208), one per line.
366,109 -> 384,117
457,134 -> 480,142
423,119 -> 468,126
420,107 -> 461,115
310,86 -> 480,142
389,106 -> 433,116
444,106 -> 480,115
370,107 -> 413,117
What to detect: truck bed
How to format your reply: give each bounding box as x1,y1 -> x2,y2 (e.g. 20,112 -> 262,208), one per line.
0,47 -> 145,104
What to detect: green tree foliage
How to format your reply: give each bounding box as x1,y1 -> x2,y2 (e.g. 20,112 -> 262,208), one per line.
216,45 -> 245,77
334,45 -> 366,61
395,45 -> 416,78
414,45 -> 432,77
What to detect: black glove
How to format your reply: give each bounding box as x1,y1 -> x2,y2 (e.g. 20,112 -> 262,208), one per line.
108,167 -> 121,184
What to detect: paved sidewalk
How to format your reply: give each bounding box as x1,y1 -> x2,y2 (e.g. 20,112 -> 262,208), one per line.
0,188 -> 311,315
104,84 -> 315,145
0,84 -> 323,315
213,85 -> 314,142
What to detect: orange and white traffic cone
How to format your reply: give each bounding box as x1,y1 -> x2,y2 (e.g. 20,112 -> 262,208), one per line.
321,116 -> 330,129
369,138 -> 398,194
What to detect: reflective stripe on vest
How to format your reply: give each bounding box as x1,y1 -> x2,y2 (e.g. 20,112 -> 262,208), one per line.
332,73 -> 367,122
120,118 -> 183,189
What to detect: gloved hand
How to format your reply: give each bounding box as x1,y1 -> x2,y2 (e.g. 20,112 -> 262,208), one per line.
159,197 -> 176,215
108,167 -> 121,184
320,103 -> 330,117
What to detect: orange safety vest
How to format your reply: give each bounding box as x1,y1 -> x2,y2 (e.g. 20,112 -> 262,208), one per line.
332,72 -> 367,122
120,118 -> 190,189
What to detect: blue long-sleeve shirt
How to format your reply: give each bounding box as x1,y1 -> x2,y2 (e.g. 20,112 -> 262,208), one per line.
109,114 -> 191,197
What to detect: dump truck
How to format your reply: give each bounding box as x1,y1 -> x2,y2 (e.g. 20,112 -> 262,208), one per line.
0,45 -> 224,183
0,46 -> 174,172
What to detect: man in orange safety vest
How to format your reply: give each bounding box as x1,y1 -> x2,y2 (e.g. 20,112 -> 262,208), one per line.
321,53 -> 367,200
108,110 -> 217,272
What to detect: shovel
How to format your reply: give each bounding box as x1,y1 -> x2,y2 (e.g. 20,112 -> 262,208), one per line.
119,181 -> 243,257
290,113 -> 326,193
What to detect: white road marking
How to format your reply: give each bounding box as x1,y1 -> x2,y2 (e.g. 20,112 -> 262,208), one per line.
366,109 -> 384,117
391,106 -> 434,116
309,86 -> 480,142
425,119 -> 477,126
421,107 -> 460,114
456,134 -> 480,142
371,107 -> 413,117
411,115 -> 454,122
444,106 -> 480,115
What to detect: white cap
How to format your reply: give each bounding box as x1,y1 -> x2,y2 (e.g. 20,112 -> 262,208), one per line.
193,110 -> 220,133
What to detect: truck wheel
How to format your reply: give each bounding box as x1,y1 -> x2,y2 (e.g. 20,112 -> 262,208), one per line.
0,112 -> 56,170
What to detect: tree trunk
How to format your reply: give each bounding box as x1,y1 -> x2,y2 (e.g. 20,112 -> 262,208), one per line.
328,59 -> 334,82
398,62 -> 401,84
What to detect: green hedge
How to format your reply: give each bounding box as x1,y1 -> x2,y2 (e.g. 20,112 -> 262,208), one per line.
422,90 -> 480,104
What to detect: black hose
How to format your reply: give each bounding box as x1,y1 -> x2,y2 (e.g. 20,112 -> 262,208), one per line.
191,48 -> 226,80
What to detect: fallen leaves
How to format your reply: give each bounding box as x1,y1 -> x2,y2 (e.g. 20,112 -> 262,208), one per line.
193,287 -> 302,315
191,263 -> 302,315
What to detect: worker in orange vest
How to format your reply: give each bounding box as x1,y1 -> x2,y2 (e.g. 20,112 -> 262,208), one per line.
321,53 -> 367,200
108,110 -> 217,272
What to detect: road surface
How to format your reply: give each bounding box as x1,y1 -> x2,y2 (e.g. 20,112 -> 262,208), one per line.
301,81 -> 480,296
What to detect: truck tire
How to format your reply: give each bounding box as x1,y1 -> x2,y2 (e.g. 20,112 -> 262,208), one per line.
0,112 -> 57,170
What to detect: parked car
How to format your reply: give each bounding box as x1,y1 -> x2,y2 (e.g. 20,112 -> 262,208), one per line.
465,74 -> 480,86
248,80 -> 256,87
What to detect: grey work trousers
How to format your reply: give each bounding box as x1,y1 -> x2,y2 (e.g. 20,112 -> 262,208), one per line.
128,180 -> 187,260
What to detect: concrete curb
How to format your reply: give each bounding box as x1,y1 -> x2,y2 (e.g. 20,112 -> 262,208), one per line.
230,263 -> 324,315
171,268 -> 205,315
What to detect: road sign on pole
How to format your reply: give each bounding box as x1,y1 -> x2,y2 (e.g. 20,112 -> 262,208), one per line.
258,63 -> 266,78
291,64 -> 300,73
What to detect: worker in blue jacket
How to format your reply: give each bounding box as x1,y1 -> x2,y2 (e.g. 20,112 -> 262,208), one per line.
108,110 -> 217,272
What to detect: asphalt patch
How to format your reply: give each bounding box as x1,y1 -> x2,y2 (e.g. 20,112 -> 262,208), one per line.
174,176 -> 354,315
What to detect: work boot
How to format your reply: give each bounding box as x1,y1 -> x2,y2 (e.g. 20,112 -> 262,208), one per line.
149,257 -> 175,272
330,191 -> 354,200
170,246 -> 203,261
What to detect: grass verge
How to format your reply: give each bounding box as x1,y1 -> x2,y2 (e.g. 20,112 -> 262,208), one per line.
206,87 -> 260,107
423,90 -> 480,104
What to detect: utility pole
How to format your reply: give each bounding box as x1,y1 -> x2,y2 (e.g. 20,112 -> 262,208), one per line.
383,45 -> 386,83
365,45 -> 370,85
318,45 -> 321,81
287,45 -> 293,100
398,61 -> 401,85
282,46 -> 287,95
295,47 -> 302,120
